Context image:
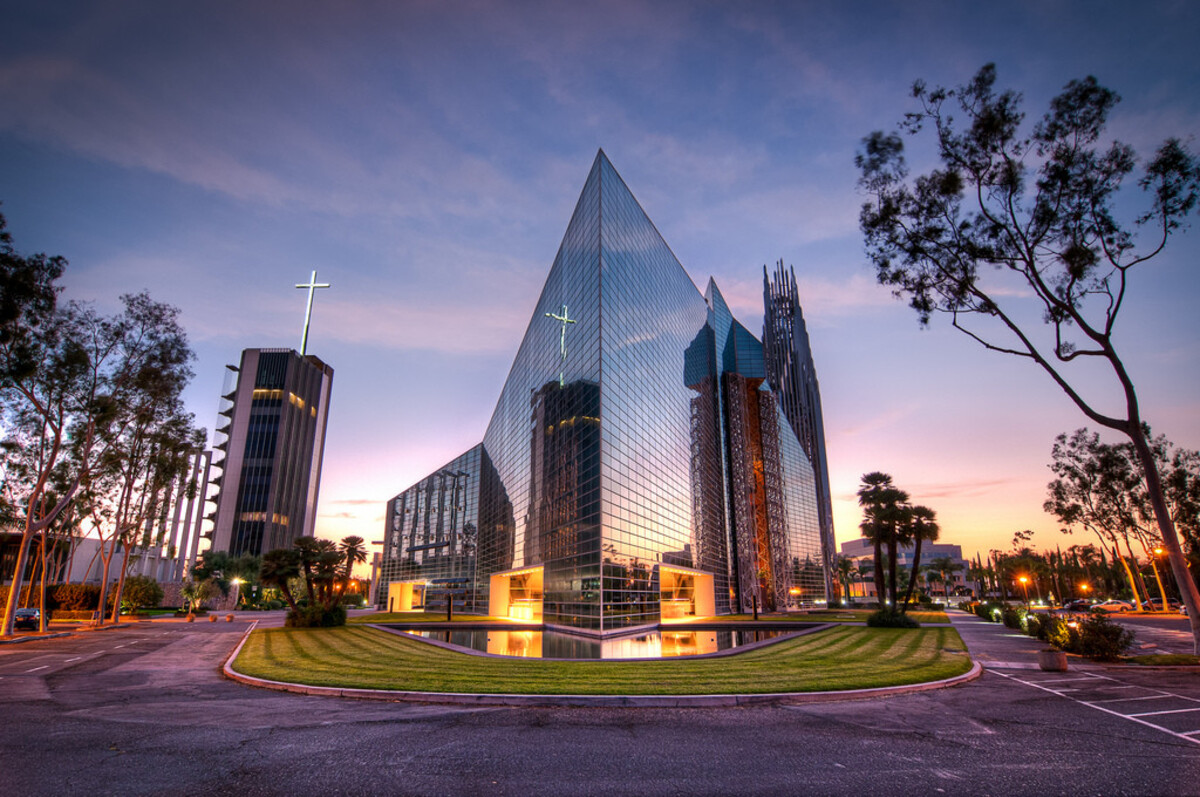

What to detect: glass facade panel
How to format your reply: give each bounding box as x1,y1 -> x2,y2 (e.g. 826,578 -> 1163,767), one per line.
380,151 -> 828,630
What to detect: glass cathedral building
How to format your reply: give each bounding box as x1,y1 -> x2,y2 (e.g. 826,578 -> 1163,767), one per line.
380,151 -> 829,632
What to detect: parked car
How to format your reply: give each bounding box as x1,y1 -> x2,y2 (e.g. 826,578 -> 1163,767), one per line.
1090,599 -> 1134,613
1143,599 -> 1181,612
1061,599 -> 1094,612
13,608 -> 40,631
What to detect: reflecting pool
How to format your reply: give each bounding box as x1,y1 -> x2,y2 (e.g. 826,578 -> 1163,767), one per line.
390,627 -> 801,659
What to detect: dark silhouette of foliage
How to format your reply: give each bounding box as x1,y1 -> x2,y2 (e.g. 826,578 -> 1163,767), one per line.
857,64 -> 1200,651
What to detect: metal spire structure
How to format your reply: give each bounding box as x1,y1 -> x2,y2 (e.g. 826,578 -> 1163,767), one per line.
295,269 -> 331,355
763,260 -> 836,602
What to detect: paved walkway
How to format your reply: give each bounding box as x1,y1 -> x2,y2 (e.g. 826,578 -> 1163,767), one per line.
947,609 -> 1087,671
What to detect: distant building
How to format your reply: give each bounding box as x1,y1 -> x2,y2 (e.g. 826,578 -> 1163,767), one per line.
379,151 -> 828,631
1,448 -> 214,586
210,348 -> 333,557
839,538 -> 971,599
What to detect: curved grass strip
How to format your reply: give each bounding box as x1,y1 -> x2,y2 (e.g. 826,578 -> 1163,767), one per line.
233,625 -> 970,695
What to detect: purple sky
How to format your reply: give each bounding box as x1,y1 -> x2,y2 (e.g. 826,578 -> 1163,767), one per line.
3,1 -> 1198,565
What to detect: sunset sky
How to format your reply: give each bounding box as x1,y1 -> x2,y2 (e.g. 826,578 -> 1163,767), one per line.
3,1 -> 1198,566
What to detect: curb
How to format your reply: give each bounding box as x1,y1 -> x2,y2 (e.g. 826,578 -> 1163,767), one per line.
0,631 -> 73,645
0,622 -> 134,644
221,624 -> 983,707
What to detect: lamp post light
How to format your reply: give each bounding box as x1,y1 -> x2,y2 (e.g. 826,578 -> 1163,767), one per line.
1018,575 -> 1030,606
231,578 -> 244,610
1079,582 -> 1091,603
1149,547 -> 1170,612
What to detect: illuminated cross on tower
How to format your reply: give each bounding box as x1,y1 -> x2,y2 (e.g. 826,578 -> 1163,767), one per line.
295,270 -> 331,356
544,304 -> 576,387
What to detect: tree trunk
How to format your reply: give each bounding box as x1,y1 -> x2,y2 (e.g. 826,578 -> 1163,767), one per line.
1145,547 -> 1170,608
872,540 -> 885,607
900,538 -> 924,613
1,528 -> 35,636
887,540 -> 899,610
38,531 -> 50,633
1128,428 -> 1200,652
110,543 -> 135,623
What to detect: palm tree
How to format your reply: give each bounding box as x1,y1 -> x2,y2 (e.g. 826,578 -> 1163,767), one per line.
260,549 -> 302,611
900,505 -> 939,611
292,536 -> 323,605
927,555 -> 962,600
312,539 -> 343,608
855,559 -> 876,601
337,536 -> 369,601
857,472 -> 910,608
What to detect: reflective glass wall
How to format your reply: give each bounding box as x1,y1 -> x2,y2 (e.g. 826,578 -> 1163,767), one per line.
380,151 -> 827,629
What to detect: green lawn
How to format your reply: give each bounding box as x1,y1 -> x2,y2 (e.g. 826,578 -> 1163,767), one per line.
1125,653 -> 1199,666
232,624 -> 971,695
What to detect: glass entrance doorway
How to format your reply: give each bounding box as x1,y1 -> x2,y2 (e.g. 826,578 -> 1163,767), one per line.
659,566 -> 715,622
488,566 -> 544,621
386,581 -> 426,613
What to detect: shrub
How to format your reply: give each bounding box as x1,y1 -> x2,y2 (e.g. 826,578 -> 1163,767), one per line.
285,605 -> 347,628
973,602 -> 1004,622
121,576 -> 164,612
1023,612 -> 1042,638
866,608 -> 920,628
1001,606 -> 1024,629
54,584 -> 105,611
1072,613 -> 1135,661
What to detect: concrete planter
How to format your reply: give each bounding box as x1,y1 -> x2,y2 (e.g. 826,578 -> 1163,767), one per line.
1038,649 -> 1068,672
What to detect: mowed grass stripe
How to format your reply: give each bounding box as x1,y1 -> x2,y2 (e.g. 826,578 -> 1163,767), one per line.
233,625 -> 971,695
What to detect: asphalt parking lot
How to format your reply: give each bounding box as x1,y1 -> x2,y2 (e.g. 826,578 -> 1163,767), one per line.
1,613 -> 1196,796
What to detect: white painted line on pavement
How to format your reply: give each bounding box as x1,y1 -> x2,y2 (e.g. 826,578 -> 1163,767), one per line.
1128,707 -> 1200,718
1091,694 -> 1173,704
24,665 -> 47,673
996,670 -> 1200,747
1033,677 -> 1094,685
65,657 -> 82,662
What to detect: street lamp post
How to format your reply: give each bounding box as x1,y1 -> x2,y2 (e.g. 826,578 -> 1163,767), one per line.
1018,575 -> 1030,606
1149,547 -> 1170,612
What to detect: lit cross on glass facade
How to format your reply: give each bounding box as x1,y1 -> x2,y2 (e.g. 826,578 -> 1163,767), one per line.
295,269 -> 331,355
544,303 -> 576,386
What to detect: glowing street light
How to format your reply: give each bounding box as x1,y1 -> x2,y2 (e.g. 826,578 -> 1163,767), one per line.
1018,575 -> 1030,605
1148,548 -> 1170,612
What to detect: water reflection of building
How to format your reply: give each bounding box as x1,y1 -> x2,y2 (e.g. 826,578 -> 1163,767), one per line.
379,151 -> 828,632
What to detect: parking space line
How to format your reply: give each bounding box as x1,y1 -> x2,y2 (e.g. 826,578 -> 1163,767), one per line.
1030,677 -> 1094,685
24,665 -> 47,673
1128,707 -> 1200,718
1091,694 -> 1174,704
65,657 -> 82,662
995,671 -> 1200,747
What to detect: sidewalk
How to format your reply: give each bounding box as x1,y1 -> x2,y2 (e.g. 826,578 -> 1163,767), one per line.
948,610 -> 1102,671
